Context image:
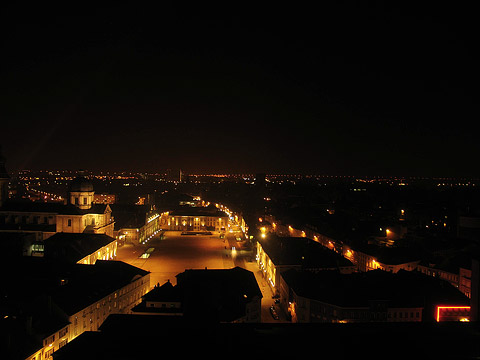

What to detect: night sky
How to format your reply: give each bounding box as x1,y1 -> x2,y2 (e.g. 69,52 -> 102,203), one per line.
1,4 -> 477,176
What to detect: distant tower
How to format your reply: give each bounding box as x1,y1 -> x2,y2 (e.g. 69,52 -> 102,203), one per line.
255,173 -> 266,188
69,170 -> 94,210
0,146 -> 10,208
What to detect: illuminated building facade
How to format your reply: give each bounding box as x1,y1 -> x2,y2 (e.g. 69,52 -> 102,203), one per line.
66,262 -> 150,340
160,208 -> 229,232
0,173 -> 115,238
416,262 -> 472,299
280,269 -> 423,323
112,205 -> 161,244
3,258 -> 150,360
273,221 -> 421,274
280,268 -> 470,323
350,247 -> 420,273
56,174 -> 115,237
274,221 -> 474,300
42,232 -> 118,265
256,236 -> 355,293
93,193 -> 116,204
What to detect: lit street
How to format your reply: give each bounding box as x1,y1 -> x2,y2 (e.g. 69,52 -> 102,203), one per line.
244,261 -> 289,323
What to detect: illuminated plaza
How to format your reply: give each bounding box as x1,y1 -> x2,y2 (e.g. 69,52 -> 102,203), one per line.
115,229 -> 283,323
116,231 -> 235,286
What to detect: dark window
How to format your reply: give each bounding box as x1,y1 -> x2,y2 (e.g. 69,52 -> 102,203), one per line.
68,219 -> 72,227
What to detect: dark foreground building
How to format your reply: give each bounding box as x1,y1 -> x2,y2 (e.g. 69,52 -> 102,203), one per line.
53,314 -> 480,359
280,269 -> 470,323
132,267 -> 262,322
1,258 -> 149,360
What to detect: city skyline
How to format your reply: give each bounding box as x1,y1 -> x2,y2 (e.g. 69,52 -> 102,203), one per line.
3,123 -> 480,358
1,4 -> 477,176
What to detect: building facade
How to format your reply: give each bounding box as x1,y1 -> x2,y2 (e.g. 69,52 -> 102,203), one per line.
279,269 -> 424,323
160,208 -> 229,232
256,236 -> 355,294
0,173 -> 115,239
41,232 -> 118,265
112,205 -> 161,245
7,259 -> 150,360
287,293 -> 424,323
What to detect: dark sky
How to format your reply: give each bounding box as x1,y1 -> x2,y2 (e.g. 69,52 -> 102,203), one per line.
1,4 -> 477,176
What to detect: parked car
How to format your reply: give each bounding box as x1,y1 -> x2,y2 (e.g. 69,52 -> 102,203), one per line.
270,306 -> 279,320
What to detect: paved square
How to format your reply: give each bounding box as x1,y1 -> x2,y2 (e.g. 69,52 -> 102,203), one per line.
116,231 -> 235,286
116,230 -> 287,322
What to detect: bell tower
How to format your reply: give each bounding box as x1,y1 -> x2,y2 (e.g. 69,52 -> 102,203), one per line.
0,146 -> 9,208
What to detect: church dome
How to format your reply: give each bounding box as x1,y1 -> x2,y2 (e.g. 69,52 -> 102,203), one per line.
70,175 -> 94,192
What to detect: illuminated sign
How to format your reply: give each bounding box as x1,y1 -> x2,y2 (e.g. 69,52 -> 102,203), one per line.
436,306 -> 470,322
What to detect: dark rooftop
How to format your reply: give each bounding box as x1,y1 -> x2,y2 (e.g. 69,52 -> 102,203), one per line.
259,235 -> 354,269
281,268 -> 469,317
142,280 -> 182,303
353,243 -> 421,265
44,232 -> 116,263
53,315 -> 480,360
2,258 -> 149,360
42,260 -> 148,315
110,204 -> 150,230
69,175 -> 94,193
175,266 -> 262,322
